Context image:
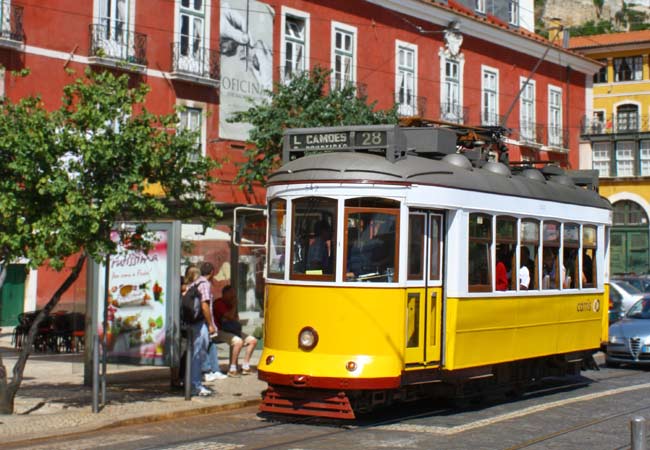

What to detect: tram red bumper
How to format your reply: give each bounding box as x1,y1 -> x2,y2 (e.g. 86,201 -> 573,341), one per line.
257,369 -> 400,390
260,385 -> 355,419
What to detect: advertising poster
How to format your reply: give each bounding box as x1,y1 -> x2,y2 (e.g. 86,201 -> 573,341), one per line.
219,0 -> 274,141
97,230 -> 169,365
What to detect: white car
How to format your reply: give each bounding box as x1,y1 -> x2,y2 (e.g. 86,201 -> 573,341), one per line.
610,279 -> 646,314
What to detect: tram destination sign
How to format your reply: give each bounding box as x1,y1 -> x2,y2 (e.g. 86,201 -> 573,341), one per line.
283,125 -> 405,163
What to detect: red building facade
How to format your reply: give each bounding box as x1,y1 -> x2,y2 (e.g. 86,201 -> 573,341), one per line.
0,0 -> 598,321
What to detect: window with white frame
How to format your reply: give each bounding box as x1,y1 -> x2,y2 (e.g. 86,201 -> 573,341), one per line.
616,141 -> 635,177
1,0 -> 11,35
179,0 -> 204,59
283,14 -> 307,82
641,140 -> 650,176
548,87 -> 562,147
178,106 -> 203,157
442,59 -> 461,121
520,79 -> 535,142
592,142 -> 611,177
475,0 -> 485,13
482,68 -> 498,126
396,42 -> 417,116
614,56 -> 643,82
332,23 -> 356,90
616,104 -> 639,132
97,0 -> 129,58
509,0 -> 519,25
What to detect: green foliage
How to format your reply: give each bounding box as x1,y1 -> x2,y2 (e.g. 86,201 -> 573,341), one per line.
569,19 -> 615,36
0,68 -> 221,269
228,67 -> 398,191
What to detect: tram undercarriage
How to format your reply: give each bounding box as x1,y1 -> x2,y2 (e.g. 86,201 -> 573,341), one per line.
259,351 -> 597,419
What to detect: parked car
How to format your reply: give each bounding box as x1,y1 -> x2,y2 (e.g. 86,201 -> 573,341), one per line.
606,298 -> 650,367
610,279 -> 647,314
613,275 -> 650,293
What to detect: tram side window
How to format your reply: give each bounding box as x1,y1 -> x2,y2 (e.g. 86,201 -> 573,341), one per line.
563,223 -> 580,289
520,219 -> 539,290
291,197 -> 337,280
583,226 -> 597,288
542,221 -> 562,289
468,213 -> 491,292
344,198 -> 400,283
496,216 -> 516,291
267,198 -> 287,279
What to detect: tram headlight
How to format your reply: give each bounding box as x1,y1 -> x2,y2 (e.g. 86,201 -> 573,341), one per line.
298,326 -> 319,351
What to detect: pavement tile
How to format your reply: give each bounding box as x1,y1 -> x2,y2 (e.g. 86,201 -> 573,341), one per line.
0,333 -> 265,446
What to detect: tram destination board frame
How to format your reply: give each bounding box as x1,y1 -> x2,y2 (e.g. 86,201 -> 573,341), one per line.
283,125 -> 407,163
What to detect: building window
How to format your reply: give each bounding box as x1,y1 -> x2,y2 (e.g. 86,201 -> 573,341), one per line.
520,79 -> 535,142
616,104 -> 639,132
179,0 -> 204,58
283,13 -> 307,83
396,41 -> 417,116
482,67 -> 498,126
97,0 -> 128,55
593,59 -> 608,84
592,141 -> 611,177
614,56 -> 642,82
178,106 -> 203,157
442,59 -> 461,122
331,22 -> 356,90
640,140 -> 650,176
613,200 -> 648,226
548,86 -> 562,147
475,0 -> 486,13
509,0 -> 519,25
616,141 -> 635,177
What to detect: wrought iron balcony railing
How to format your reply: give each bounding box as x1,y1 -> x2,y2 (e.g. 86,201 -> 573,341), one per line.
581,114 -> 650,135
394,92 -> 426,117
512,120 -> 545,146
439,102 -> 468,124
171,42 -> 219,84
546,125 -> 569,150
0,2 -> 23,45
481,111 -> 505,127
89,23 -> 147,68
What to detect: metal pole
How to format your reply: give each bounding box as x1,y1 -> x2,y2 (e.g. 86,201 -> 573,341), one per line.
631,416 -> 647,450
101,253 -> 110,405
92,334 -> 99,413
185,326 -> 193,400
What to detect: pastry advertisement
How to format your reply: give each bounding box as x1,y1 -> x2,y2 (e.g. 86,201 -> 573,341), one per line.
98,230 -> 169,364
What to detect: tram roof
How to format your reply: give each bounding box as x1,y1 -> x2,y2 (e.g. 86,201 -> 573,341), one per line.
268,152 -> 612,210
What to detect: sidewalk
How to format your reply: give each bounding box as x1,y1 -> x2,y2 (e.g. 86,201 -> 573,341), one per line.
0,332 -> 266,446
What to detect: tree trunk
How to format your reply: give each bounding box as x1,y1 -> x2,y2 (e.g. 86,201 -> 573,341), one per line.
0,253 -> 87,415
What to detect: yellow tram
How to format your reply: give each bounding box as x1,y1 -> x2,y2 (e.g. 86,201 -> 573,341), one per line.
257,125 -> 612,419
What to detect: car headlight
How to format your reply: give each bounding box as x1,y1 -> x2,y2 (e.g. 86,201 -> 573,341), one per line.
644,337 -> 650,346
610,335 -> 623,344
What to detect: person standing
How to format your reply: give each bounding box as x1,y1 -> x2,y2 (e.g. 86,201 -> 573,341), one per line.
188,262 -> 219,396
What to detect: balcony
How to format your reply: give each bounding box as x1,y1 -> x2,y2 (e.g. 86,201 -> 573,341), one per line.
170,42 -> 219,87
0,2 -> 23,49
513,120 -> 545,147
481,111 -> 505,128
439,102 -> 468,124
546,126 -> 569,151
581,114 -> 650,136
88,23 -> 147,72
394,92 -> 426,117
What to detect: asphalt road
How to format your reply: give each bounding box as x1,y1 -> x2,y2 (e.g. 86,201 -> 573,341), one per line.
7,365 -> 650,450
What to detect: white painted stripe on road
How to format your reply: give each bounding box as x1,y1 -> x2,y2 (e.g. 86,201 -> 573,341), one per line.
160,442 -> 244,450
22,434 -> 154,449
376,382 -> 650,435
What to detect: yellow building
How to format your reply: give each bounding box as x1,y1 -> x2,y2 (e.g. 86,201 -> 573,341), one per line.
571,31 -> 650,275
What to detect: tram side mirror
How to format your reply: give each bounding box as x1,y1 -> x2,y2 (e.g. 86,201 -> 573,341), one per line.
233,207 -> 267,247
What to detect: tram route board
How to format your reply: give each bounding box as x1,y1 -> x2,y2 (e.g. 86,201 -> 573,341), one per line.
282,125 -> 407,163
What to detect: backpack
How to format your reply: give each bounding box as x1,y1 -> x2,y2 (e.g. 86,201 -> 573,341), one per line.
181,281 -> 205,324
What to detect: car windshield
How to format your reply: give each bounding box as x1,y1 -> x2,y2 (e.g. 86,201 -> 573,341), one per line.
626,298 -> 650,319
614,280 -> 642,295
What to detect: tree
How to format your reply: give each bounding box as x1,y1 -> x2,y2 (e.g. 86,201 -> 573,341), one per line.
228,67 -> 399,191
0,69 -> 221,414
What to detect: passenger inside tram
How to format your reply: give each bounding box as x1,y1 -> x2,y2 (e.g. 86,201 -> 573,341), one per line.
345,213 -> 396,282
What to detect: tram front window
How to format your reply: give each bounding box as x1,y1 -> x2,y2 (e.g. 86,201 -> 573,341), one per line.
345,210 -> 399,282
291,197 -> 336,279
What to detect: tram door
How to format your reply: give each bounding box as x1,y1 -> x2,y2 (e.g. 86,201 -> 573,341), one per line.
404,211 -> 444,367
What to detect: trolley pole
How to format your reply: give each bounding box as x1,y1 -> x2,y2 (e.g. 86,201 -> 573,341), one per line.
631,416 -> 647,450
